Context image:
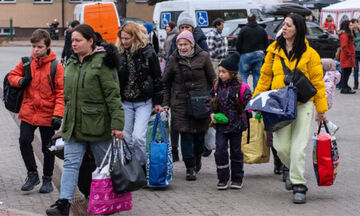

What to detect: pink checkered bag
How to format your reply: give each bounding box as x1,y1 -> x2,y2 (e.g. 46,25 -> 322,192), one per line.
87,144 -> 132,215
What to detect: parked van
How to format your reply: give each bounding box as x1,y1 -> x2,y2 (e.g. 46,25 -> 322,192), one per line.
74,2 -> 120,43
153,0 -> 264,48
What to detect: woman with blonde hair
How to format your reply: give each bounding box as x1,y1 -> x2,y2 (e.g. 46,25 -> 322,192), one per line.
116,22 -> 163,171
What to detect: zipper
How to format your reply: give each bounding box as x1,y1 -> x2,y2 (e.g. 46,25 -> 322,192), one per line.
47,74 -> 54,92
81,71 -> 87,88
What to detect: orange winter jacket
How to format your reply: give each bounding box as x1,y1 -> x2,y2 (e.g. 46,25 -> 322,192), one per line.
8,50 -> 64,126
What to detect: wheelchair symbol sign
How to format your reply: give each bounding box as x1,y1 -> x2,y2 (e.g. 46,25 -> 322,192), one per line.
161,13 -> 171,28
196,11 -> 208,27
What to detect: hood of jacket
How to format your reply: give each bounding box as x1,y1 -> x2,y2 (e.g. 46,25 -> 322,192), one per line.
167,27 -> 179,36
321,58 -> 336,72
193,26 -> 207,43
31,49 -> 57,66
246,21 -> 258,28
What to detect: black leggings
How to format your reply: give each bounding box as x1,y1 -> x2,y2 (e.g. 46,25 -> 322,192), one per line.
341,67 -> 353,90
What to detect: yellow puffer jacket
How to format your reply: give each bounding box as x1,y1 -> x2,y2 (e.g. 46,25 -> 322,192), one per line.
253,41 -> 328,114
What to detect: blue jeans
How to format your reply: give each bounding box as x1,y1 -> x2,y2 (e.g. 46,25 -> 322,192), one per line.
354,51 -> 360,84
60,137 -> 111,202
123,99 -> 152,166
238,50 -> 265,89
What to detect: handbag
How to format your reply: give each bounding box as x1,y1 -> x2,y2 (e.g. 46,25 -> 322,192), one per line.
147,113 -> 173,187
245,85 -> 298,132
241,117 -> 270,164
110,137 -> 147,194
313,121 -> 339,186
281,56 -> 317,103
87,144 -> 132,215
177,62 -> 210,119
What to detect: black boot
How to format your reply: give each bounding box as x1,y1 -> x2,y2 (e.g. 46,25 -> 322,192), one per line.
46,199 -> 71,216
39,176 -> 54,193
172,149 -> 179,162
186,168 -> 196,181
293,185 -> 308,204
184,158 -> 196,181
283,166 -> 292,190
202,147 -> 212,157
195,155 -> 202,174
272,147 -> 283,175
21,171 -> 40,191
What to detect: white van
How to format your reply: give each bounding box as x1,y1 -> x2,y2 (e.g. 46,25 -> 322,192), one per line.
153,0 -> 264,48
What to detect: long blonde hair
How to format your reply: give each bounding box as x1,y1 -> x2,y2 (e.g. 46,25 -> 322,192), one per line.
115,22 -> 148,53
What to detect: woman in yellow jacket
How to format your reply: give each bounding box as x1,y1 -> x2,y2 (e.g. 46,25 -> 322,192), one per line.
253,13 -> 328,204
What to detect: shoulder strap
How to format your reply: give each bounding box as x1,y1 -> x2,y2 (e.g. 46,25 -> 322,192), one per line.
21,57 -> 33,80
280,52 -> 303,75
50,59 -> 58,87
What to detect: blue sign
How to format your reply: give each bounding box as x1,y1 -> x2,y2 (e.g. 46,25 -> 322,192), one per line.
196,11 -> 208,27
161,13 -> 171,28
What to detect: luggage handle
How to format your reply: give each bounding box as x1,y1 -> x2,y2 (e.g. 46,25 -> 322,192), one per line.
152,112 -> 167,143
317,121 -> 330,134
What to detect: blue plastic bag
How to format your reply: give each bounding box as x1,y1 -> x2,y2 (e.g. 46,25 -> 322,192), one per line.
146,113 -> 173,187
245,85 -> 297,132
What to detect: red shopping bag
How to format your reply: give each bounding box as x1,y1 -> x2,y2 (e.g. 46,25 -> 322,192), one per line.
313,121 -> 339,186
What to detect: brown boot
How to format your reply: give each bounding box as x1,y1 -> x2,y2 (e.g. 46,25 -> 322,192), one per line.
354,82 -> 358,90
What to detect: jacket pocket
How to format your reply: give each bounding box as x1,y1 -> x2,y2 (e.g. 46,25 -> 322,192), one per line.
80,105 -> 105,135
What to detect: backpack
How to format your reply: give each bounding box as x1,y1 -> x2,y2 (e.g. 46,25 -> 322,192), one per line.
3,57 -> 58,113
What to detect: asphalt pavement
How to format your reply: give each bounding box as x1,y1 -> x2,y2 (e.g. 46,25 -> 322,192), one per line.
0,45 -> 359,216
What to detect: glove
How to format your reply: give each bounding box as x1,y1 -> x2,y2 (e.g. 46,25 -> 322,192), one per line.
51,116 -> 62,130
19,77 -> 31,87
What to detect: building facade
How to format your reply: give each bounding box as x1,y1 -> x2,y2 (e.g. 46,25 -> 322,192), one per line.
0,0 -> 154,38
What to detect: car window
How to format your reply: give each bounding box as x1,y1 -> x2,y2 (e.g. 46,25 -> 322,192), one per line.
222,22 -> 240,36
306,22 -> 324,36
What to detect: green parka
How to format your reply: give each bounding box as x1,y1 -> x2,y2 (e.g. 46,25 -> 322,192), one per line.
62,46 -> 124,142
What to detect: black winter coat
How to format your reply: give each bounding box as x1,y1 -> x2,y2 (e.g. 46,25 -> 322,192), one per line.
118,44 -> 163,105
236,21 -> 268,54
162,45 -> 216,133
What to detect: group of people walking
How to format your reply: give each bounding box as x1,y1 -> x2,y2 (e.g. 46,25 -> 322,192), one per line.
8,10 -> 343,216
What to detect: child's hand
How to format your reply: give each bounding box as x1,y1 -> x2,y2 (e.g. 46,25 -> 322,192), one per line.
210,113 -> 216,124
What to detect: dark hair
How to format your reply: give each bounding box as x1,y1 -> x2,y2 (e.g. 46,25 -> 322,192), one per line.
340,20 -> 354,40
212,18 -> 224,27
167,21 -> 176,30
248,14 -> 256,22
30,29 -> 51,47
94,32 -> 106,46
72,24 -> 97,50
70,20 -> 80,28
209,75 -> 245,114
351,18 -> 358,23
275,13 -> 307,61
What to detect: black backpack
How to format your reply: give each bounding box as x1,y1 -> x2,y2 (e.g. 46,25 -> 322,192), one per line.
3,57 -> 58,113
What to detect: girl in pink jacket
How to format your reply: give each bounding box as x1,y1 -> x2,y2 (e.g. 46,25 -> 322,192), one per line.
319,58 -> 341,135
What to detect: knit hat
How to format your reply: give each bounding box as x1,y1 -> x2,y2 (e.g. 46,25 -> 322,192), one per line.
219,52 -> 240,71
177,12 -> 196,28
176,30 -> 195,46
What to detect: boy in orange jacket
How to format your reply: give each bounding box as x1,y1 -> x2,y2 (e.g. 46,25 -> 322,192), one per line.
8,29 -> 64,193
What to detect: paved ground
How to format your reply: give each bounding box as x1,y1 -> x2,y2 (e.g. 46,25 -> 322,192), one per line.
0,45 -> 359,216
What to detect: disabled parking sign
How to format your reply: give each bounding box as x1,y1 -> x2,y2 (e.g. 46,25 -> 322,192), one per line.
161,13 -> 171,28
196,11 -> 208,27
